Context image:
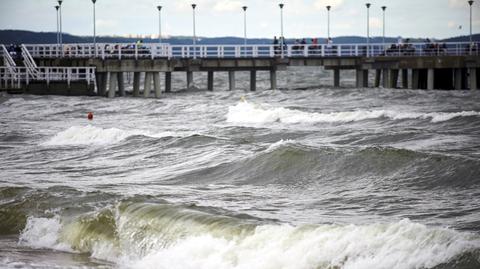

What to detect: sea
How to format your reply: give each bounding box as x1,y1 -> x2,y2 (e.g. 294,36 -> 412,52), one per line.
1,67 -> 480,269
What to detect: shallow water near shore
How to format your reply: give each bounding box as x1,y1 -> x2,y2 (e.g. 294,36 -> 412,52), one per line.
1,68 -> 480,268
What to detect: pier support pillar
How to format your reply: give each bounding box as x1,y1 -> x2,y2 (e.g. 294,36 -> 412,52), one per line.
250,70 -> 257,91
270,69 -> 277,90
455,69 -> 463,90
165,72 -> 172,93
228,71 -> 236,91
389,69 -> 399,89
207,71 -> 214,91
187,71 -> 194,89
374,70 -> 381,87
382,69 -> 389,88
108,72 -> 117,98
153,72 -> 162,98
144,72 -> 153,97
402,69 -> 409,89
356,69 -> 368,88
133,72 -> 141,97
427,69 -> 435,90
333,69 -> 340,88
411,69 -> 419,89
96,72 -> 107,97
470,68 -> 478,90
117,72 -> 125,97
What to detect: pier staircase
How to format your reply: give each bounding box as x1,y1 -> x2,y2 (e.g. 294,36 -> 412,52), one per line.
0,44 -> 96,95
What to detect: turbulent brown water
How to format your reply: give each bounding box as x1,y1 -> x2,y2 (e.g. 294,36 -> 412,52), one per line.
1,68 -> 480,269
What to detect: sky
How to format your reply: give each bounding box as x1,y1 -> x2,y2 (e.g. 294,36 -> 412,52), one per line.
0,0 -> 478,39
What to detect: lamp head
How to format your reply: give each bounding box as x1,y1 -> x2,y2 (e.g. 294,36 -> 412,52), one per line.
279,3 -> 284,9
157,5 -> 162,11
92,0 -> 96,4
366,3 -> 371,8
381,6 -> 386,11
326,5 -> 331,11
58,0 -> 63,6
55,5 -> 59,10
468,0 -> 474,6
242,6 -> 247,11
192,4 -> 196,9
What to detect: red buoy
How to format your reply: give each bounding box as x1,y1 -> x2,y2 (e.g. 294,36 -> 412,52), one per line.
87,112 -> 93,120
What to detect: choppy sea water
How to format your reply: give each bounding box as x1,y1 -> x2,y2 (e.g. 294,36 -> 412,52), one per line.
1,68 -> 480,269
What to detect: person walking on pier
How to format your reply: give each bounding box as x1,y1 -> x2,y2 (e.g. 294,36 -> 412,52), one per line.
273,36 -> 279,56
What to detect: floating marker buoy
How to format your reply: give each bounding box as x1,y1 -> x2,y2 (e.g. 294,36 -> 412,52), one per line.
87,112 -> 93,120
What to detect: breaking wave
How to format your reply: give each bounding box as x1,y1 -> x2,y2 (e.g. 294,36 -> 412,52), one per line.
43,125 -> 174,146
226,101 -> 480,124
16,202 -> 480,269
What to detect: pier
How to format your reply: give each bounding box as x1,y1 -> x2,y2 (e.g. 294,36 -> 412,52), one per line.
1,42 -> 479,96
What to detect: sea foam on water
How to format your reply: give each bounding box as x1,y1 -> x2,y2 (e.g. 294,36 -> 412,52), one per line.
226,101 -> 480,124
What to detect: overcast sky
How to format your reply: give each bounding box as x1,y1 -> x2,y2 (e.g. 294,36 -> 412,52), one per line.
0,0 -> 478,39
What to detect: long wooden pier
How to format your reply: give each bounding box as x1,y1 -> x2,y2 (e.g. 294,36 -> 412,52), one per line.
1,42 -> 479,96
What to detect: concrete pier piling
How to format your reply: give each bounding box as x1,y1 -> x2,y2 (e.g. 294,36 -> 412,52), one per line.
390,69 -> 399,89
228,71 -> 236,91
411,69 -> 420,89
187,71 -> 194,89
250,70 -> 257,91
402,69 -> 409,89
270,69 -> 277,90
144,72 -> 153,97
133,72 -> 141,97
117,72 -> 125,97
470,68 -> 478,90
153,72 -> 162,98
207,71 -> 214,91
108,72 -> 118,98
333,69 -> 340,88
427,69 -> 435,90
375,70 -> 381,88
356,69 -> 368,88
165,72 -> 172,93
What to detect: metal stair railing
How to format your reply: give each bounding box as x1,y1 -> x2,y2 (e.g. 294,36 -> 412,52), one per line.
21,44 -> 40,79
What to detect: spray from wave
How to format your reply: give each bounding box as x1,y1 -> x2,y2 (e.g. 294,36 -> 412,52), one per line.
42,125 -> 174,146
226,101 -> 480,124
16,202 -> 480,269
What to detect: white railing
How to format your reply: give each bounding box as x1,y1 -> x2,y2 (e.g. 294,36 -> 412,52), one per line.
1,44 -> 18,71
0,66 -> 96,89
24,42 -> 479,60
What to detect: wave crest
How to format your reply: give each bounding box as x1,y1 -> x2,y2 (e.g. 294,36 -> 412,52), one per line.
226,101 -> 480,124
43,125 -> 173,146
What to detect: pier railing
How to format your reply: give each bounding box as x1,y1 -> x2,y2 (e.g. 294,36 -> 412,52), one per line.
0,66 -> 96,89
23,42 -> 478,60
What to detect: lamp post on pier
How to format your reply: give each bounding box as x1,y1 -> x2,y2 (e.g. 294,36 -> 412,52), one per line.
366,3 -> 371,57
92,0 -> 97,57
381,6 -> 386,51
58,0 -> 63,55
55,5 -> 60,53
469,1 -> 474,45
326,5 -> 331,40
157,5 -> 162,43
279,3 -> 285,58
192,4 -> 197,58
243,6 -> 247,57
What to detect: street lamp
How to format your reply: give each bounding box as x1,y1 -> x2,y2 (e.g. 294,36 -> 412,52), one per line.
469,1 -> 474,45
192,4 -> 197,58
326,6 -> 331,40
279,3 -> 285,58
366,3 -> 371,57
243,6 -> 247,57
92,0 -> 97,57
58,0 -> 63,53
55,5 -> 60,52
381,6 -> 386,50
157,5 -> 162,43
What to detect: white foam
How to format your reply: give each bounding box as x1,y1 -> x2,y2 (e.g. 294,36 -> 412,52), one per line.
18,217 -> 71,252
266,139 -> 296,152
226,101 -> 480,124
129,219 -> 480,269
43,125 -> 173,146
